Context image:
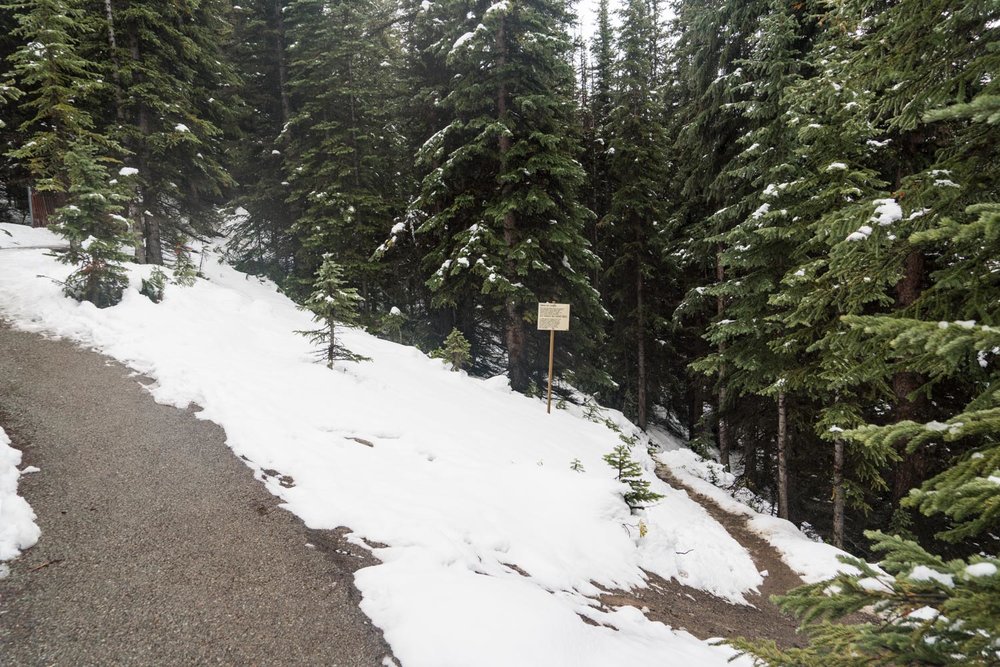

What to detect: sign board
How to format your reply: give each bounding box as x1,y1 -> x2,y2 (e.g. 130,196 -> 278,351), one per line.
537,303 -> 570,331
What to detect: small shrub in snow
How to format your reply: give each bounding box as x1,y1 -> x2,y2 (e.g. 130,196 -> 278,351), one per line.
570,458 -> 585,472
431,328 -> 471,372
603,444 -> 662,510
140,267 -> 168,303
171,244 -> 199,286
381,306 -> 406,343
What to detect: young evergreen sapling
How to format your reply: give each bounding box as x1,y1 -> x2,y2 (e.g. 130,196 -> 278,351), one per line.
603,444 -> 662,509
299,255 -> 366,367
432,327 -> 471,372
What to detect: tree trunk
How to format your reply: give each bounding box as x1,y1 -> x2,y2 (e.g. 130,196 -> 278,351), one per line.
636,264 -> 647,431
496,15 -> 528,393
104,0 -> 125,122
832,438 -> 845,549
776,391 -> 789,520
892,249 -> 926,501
716,246 -> 730,468
273,0 -> 291,124
687,378 -> 700,440
128,27 -> 161,264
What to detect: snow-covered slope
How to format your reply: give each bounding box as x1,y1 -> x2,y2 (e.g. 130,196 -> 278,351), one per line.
0,225 -> 842,665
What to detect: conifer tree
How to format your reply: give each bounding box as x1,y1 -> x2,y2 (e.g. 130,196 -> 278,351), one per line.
603,443 -> 662,509
6,0 -> 133,306
299,254 -> 366,367
5,0 -> 110,204
601,0 -> 672,430
282,0 -> 406,306
56,142 -> 134,307
225,0 -> 299,285
688,0 -> 813,513
432,327 -> 472,372
669,0 -> 771,467
102,0 -> 238,264
401,0 -> 607,393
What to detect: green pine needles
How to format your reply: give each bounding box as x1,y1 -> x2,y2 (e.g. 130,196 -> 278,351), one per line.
432,328 -> 471,372
298,255 -> 367,367
603,444 -> 662,510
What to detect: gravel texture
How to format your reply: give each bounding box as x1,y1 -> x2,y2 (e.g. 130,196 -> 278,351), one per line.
0,323 -> 394,666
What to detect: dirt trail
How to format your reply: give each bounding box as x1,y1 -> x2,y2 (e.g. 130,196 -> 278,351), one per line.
598,464 -> 807,649
0,323 -> 393,666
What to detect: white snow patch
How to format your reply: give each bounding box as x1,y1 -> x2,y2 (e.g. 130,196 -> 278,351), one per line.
118,167 -> 139,177
871,198 -> 902,226
0,426 -> 40,563
908,566 -> 954,588
965,562 -> 997,578
0,223 -> 66,249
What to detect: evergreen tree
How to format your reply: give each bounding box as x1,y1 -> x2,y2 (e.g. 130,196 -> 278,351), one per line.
432,327 -> 472,371
403,0 -> 607,393
603,443 -> 662,509
225,0 -> 299,285
601,0 -> 672,430
5,0 -> 133,307
282,0 -> 407,306
688,0 -> 813,514
101,0 -> 238,264
299,254 -> 366,366
56,141 -> 134,307
5,0 -> 110,203
668,0 -> 771,468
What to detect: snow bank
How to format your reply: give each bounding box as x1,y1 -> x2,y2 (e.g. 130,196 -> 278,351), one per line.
0,426 -> 40,569
0,222 -> 65,249
0,243 -> 760,665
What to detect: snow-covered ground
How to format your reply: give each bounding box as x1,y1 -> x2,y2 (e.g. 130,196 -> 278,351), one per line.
0,223 -> 68,249
0,424 -> 40,578
0,222 -> 849,665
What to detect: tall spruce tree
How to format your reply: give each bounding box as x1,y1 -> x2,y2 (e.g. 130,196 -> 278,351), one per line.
6,0 -> 133,306
688,0 -> 814,514
225,0 -> 299,285
601,0 -> 672,430
669,0 -> 770,467
282,0 -> 407,308
400,0 -> 607,393
100,0 -> 238,264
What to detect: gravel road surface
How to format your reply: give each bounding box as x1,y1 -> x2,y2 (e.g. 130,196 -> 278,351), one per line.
0,323 -> 394,666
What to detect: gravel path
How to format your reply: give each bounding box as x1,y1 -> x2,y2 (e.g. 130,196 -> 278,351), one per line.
0,323 -> 394,666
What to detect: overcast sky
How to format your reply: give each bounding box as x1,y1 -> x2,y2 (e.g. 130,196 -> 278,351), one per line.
574,0 -> 675,41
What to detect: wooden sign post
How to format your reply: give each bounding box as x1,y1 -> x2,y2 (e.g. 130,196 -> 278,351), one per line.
537,302 -> 570,414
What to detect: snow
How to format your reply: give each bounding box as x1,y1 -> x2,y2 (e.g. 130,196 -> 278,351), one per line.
825,162 -> 848,171
908,566 -> 954,588
870,198 -> 902,226
0,425 -> 40,564
846,225 -> 873,242
389,306 -> 402,316
451,31 -> 476,52
0,240 -> 758,666
965,562 -> 997,578
654,445 -> 857,584
118,167 -> 139,177
0,222 -> 66,249
174,123 -> 191,133
750,203 -> 770,220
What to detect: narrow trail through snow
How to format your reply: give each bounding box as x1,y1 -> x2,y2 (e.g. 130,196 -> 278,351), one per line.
0,323 -> 393,665
599,464 -> 807,649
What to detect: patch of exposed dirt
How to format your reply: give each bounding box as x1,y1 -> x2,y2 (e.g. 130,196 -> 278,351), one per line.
593,464 -> 808,649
